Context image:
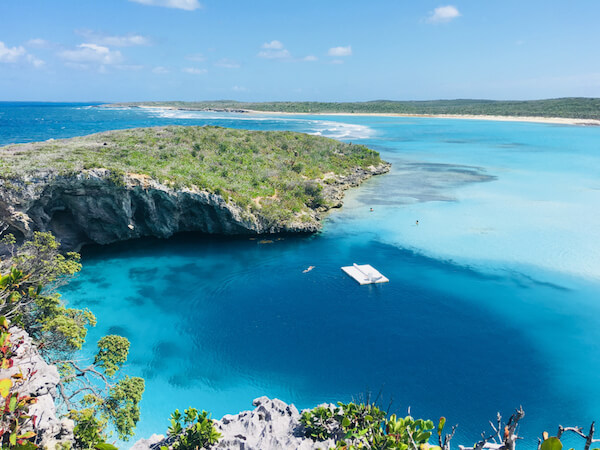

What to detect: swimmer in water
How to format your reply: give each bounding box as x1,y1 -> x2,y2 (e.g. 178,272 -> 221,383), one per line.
303,266 -> 316,273
416,220 -> 419,226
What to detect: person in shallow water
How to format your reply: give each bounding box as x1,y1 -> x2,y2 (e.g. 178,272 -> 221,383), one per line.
416,220 -> 419,225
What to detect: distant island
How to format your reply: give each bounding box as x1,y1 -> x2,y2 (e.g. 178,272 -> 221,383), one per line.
0,126 -> 389,250
103,98 -> 600,125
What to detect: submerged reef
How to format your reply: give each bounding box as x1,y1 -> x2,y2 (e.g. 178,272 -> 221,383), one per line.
0,126 -> 389,250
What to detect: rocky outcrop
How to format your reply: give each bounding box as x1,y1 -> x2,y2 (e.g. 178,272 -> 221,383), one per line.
0,163 -> 389,251
1,327 -> 74,448
133,397 -> 338,450
214,397 -> 337,450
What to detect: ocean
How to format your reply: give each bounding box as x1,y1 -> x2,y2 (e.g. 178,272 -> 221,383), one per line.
1,102 -> 600,448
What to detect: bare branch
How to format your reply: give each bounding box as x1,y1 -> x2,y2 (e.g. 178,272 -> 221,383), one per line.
440,424 -> 458,450
558,426 -> 585,439
406,425 -> 419,450
66,386 -> 102,401
503,407 -> 525,450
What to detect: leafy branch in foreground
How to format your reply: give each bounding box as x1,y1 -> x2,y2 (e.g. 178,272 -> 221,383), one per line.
300,399 -> 451,449
0,232 -> 93,356
161,408 -> 222,450
59,336 -> 145,448
0,232 -> 144,448
537,422 -> 600,450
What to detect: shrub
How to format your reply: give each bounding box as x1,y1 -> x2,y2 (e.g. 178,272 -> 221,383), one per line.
300,406 -> 336,441
162,408 -> 221,450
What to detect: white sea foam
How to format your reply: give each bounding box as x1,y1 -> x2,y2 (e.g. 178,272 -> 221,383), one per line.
307,120 -> 374,140
139,107 -> 375,140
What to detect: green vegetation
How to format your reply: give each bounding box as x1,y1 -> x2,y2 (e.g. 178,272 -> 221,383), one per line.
301,405 -> 337,441
300,401 -> 442,449
0,232 -> 89,355
0,317 -> 38,449
0,126 -> 383,225
540,426 -> 600,450
162,408 -> 221,450
0,232 -> 144,448
106,98 -> 600,120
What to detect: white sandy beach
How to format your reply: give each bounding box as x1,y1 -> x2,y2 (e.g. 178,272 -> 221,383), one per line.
131,105 -> 600,126
246,110 -> 600,126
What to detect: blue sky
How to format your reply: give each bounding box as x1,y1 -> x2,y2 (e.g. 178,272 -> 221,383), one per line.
1,0 -> 599,102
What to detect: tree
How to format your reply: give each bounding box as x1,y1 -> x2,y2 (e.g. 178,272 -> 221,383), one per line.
0,232 -> 144,448
0,232 -> 93,356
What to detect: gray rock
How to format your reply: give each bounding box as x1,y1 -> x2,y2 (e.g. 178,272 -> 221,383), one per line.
130,433 -> 166,450
0,327 -> 74,448
132,396 -> 338,450
0,162 -> 390,251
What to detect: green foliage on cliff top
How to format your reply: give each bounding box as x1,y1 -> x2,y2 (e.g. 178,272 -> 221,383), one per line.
0,126 -> 383,225
107,97 -> 600,120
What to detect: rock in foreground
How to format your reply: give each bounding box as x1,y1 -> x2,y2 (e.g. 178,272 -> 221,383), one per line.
132,397 -> 337,450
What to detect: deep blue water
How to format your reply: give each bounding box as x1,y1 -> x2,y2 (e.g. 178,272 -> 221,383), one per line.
2,102 -> 600,448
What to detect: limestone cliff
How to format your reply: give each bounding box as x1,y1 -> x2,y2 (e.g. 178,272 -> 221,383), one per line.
0,163 -> 389,251
0,327 -> 74,448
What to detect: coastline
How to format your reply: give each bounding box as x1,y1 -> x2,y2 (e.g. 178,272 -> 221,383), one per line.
245,109 -> 600,126
125,105 -> 600,126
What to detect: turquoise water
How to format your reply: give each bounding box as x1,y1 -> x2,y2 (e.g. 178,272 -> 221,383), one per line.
2,103 -> 600,447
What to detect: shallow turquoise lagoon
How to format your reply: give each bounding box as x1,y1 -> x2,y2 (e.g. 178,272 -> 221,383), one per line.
2,103 -> 600,447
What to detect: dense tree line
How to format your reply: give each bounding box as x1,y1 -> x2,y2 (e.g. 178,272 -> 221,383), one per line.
108,98 -> 600,120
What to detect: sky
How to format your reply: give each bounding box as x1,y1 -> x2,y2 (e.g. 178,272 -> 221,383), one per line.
1,0 -> 599,102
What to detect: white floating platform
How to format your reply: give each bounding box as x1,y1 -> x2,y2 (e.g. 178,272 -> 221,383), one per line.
341,263 -> 389,285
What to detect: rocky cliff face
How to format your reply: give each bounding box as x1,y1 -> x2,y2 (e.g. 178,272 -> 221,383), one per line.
131,397 -> 338,450
1,327 -> 74,448
0,163 -> 389,251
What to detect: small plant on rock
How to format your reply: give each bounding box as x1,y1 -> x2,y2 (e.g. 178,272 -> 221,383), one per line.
335,401 -> 387,448
300,406 -> 337,441
0,316 -> 38,449
162,408 -> 221,450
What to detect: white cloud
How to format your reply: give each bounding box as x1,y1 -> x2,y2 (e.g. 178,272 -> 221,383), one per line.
27,54 -> 45,68
328,46 -> 352,57
330,59 -> 344,65
59,43 -> 123,65
182,67 -> 207,74
215,58 -> 240,69
26,38 -> 51,48
186,53 -> 205,62
258,40 -> 292,59
258,48 -> 290,59
152,66 -> 169,74
76,30 -> 150,47
262,40 -> 284,50
129,0 -> 201,10
0,42 -> 26,62
116,64 -> 144,71
0,41 -> 44,68
232,85 -> 247,92
303,55 -> 318,62
426,5 -> 461,23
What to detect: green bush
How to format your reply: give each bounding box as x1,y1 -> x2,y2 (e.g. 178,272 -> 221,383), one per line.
300,406 -> 336,441
162,408 -> 222,450
301,401 -> 439,450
